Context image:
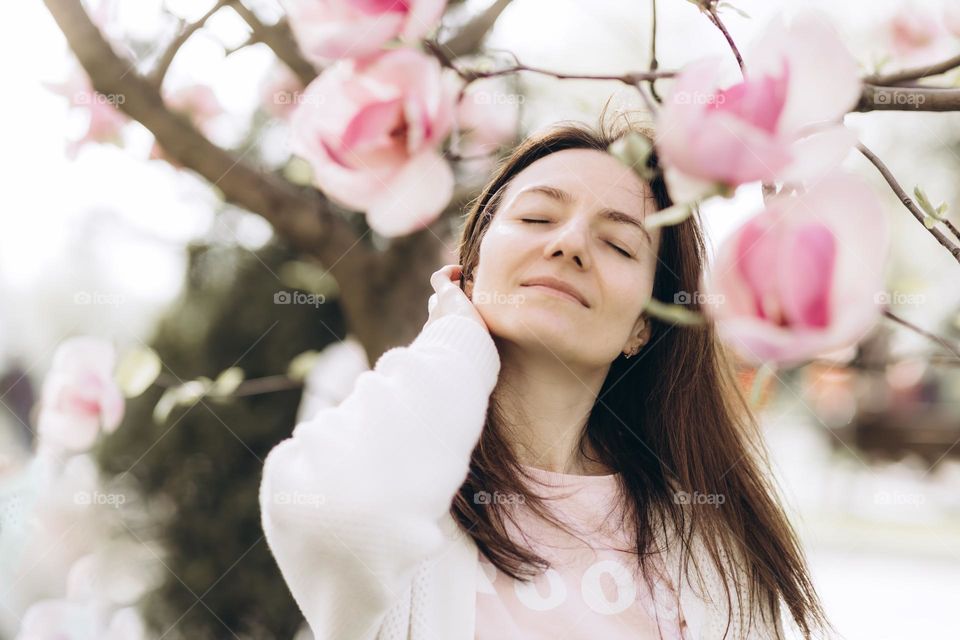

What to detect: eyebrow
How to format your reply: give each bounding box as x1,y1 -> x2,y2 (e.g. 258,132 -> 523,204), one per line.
514,185 -> 653,244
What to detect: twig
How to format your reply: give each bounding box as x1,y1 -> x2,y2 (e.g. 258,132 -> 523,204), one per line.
150,0 -> 236,87
424,40 -> 674,87
705,2 -> 744,73
230,3 -> 318,87
857,143 -> 960,264
943,218 -> 960,244
883,310 -> 960,360
865,52 -> 960,86
649,0 -> 662,103
439,0 -> 515,58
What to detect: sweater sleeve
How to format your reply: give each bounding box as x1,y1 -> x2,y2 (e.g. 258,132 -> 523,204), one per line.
259,315 -> 500,640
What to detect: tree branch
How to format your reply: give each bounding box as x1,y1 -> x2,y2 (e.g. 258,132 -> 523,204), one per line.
883,310 -> 960,359
230,3 -> 318,87
439,0 -> 515,58
43,0 -> 368,279
857,142 -> 960,264
705,2 -> 744,73
865,52 -> 960,86
150,0 -> 236,88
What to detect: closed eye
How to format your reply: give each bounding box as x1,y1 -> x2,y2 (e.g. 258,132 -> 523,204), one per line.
521,218 -> 549,224
607,242 -> 633,258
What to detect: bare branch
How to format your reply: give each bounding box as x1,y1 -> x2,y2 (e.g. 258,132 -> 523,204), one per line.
857,142 -> 960,264
230,3 -> 318,87
42,0 -> 368,279
883,310 -> 960,359
648,0 -> 662,103
150,0 -> 236,87
439,0 -> 515,58
865,52 -> 960,86
705,2 -> 744,72
424,40 -> 675,87
857,84 -> 960,111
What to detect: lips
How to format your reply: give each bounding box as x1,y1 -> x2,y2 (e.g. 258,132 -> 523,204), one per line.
520,276 -> 590,307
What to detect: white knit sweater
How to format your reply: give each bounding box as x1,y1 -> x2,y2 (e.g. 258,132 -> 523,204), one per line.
259,315 -> 787,640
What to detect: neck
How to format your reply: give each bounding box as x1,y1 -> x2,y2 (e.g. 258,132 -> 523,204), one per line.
492,337 -> 613,476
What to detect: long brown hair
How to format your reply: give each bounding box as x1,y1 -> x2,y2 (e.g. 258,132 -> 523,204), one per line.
450,108 -> 831,639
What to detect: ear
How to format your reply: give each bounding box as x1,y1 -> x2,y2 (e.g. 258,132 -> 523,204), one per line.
622,313 -> 651,355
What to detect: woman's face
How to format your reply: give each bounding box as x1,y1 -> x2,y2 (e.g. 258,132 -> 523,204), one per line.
467,148 -> 663,368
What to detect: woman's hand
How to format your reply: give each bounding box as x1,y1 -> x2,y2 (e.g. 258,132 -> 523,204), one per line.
426,264 -> 488,332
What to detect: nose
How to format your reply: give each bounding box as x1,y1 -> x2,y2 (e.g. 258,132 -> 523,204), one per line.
543,217 -> 591,269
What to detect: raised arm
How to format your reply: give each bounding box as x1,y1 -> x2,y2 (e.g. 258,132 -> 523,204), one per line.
259,310 -> 499,639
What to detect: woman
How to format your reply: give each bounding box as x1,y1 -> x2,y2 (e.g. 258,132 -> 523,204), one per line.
259,116 -> 832,640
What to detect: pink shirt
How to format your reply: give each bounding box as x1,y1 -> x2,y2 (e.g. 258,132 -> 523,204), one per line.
475,465 -> 689,640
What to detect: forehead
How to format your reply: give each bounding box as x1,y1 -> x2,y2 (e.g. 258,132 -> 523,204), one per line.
501,148 -> 652,214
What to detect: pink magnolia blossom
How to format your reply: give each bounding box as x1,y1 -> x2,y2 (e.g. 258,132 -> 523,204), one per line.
455,78 -> 519,158
946,4 -> 960,38
703,174 -> 889,367
880,4 -> 956,67
290,48 -> 460,236
17,600 -> 146,640
281,0 -> 448,63
656,11 -> 861,202
36,337 -> 125,452
259,63 -> 306,120
45,70 -> 129,159
889,4 -> 942,54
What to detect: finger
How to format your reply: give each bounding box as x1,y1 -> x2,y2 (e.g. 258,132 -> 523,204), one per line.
430,264 -> 461,292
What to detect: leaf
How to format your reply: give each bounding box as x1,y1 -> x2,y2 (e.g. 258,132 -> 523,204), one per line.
210,367 -> 245,397
287,350 -> 321,383
153,388 -> 180,424
914,186 -> 936,217
607,132 -> 656,181
115,346 -> 162,398
717,2 -> 751,19
643,203 -> 693,230
643,297 -> 706,326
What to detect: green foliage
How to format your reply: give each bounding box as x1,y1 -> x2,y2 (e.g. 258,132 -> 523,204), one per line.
97,241 -> 348,639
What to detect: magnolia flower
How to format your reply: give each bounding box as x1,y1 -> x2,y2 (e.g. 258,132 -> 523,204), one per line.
703,174 -> 889,367
16,600 -> 146,640
36,337 -> 125,452
455,77 -> 519,159
290,48 -> 460,236
946,4 -> 960,39
45,70 -> 129,159
281,0 -> 448,63
656,11 -> 861,202
260,63 -> 306,120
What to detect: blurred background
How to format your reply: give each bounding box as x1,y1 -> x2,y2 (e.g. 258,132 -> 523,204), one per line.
1,0 -> 959,638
